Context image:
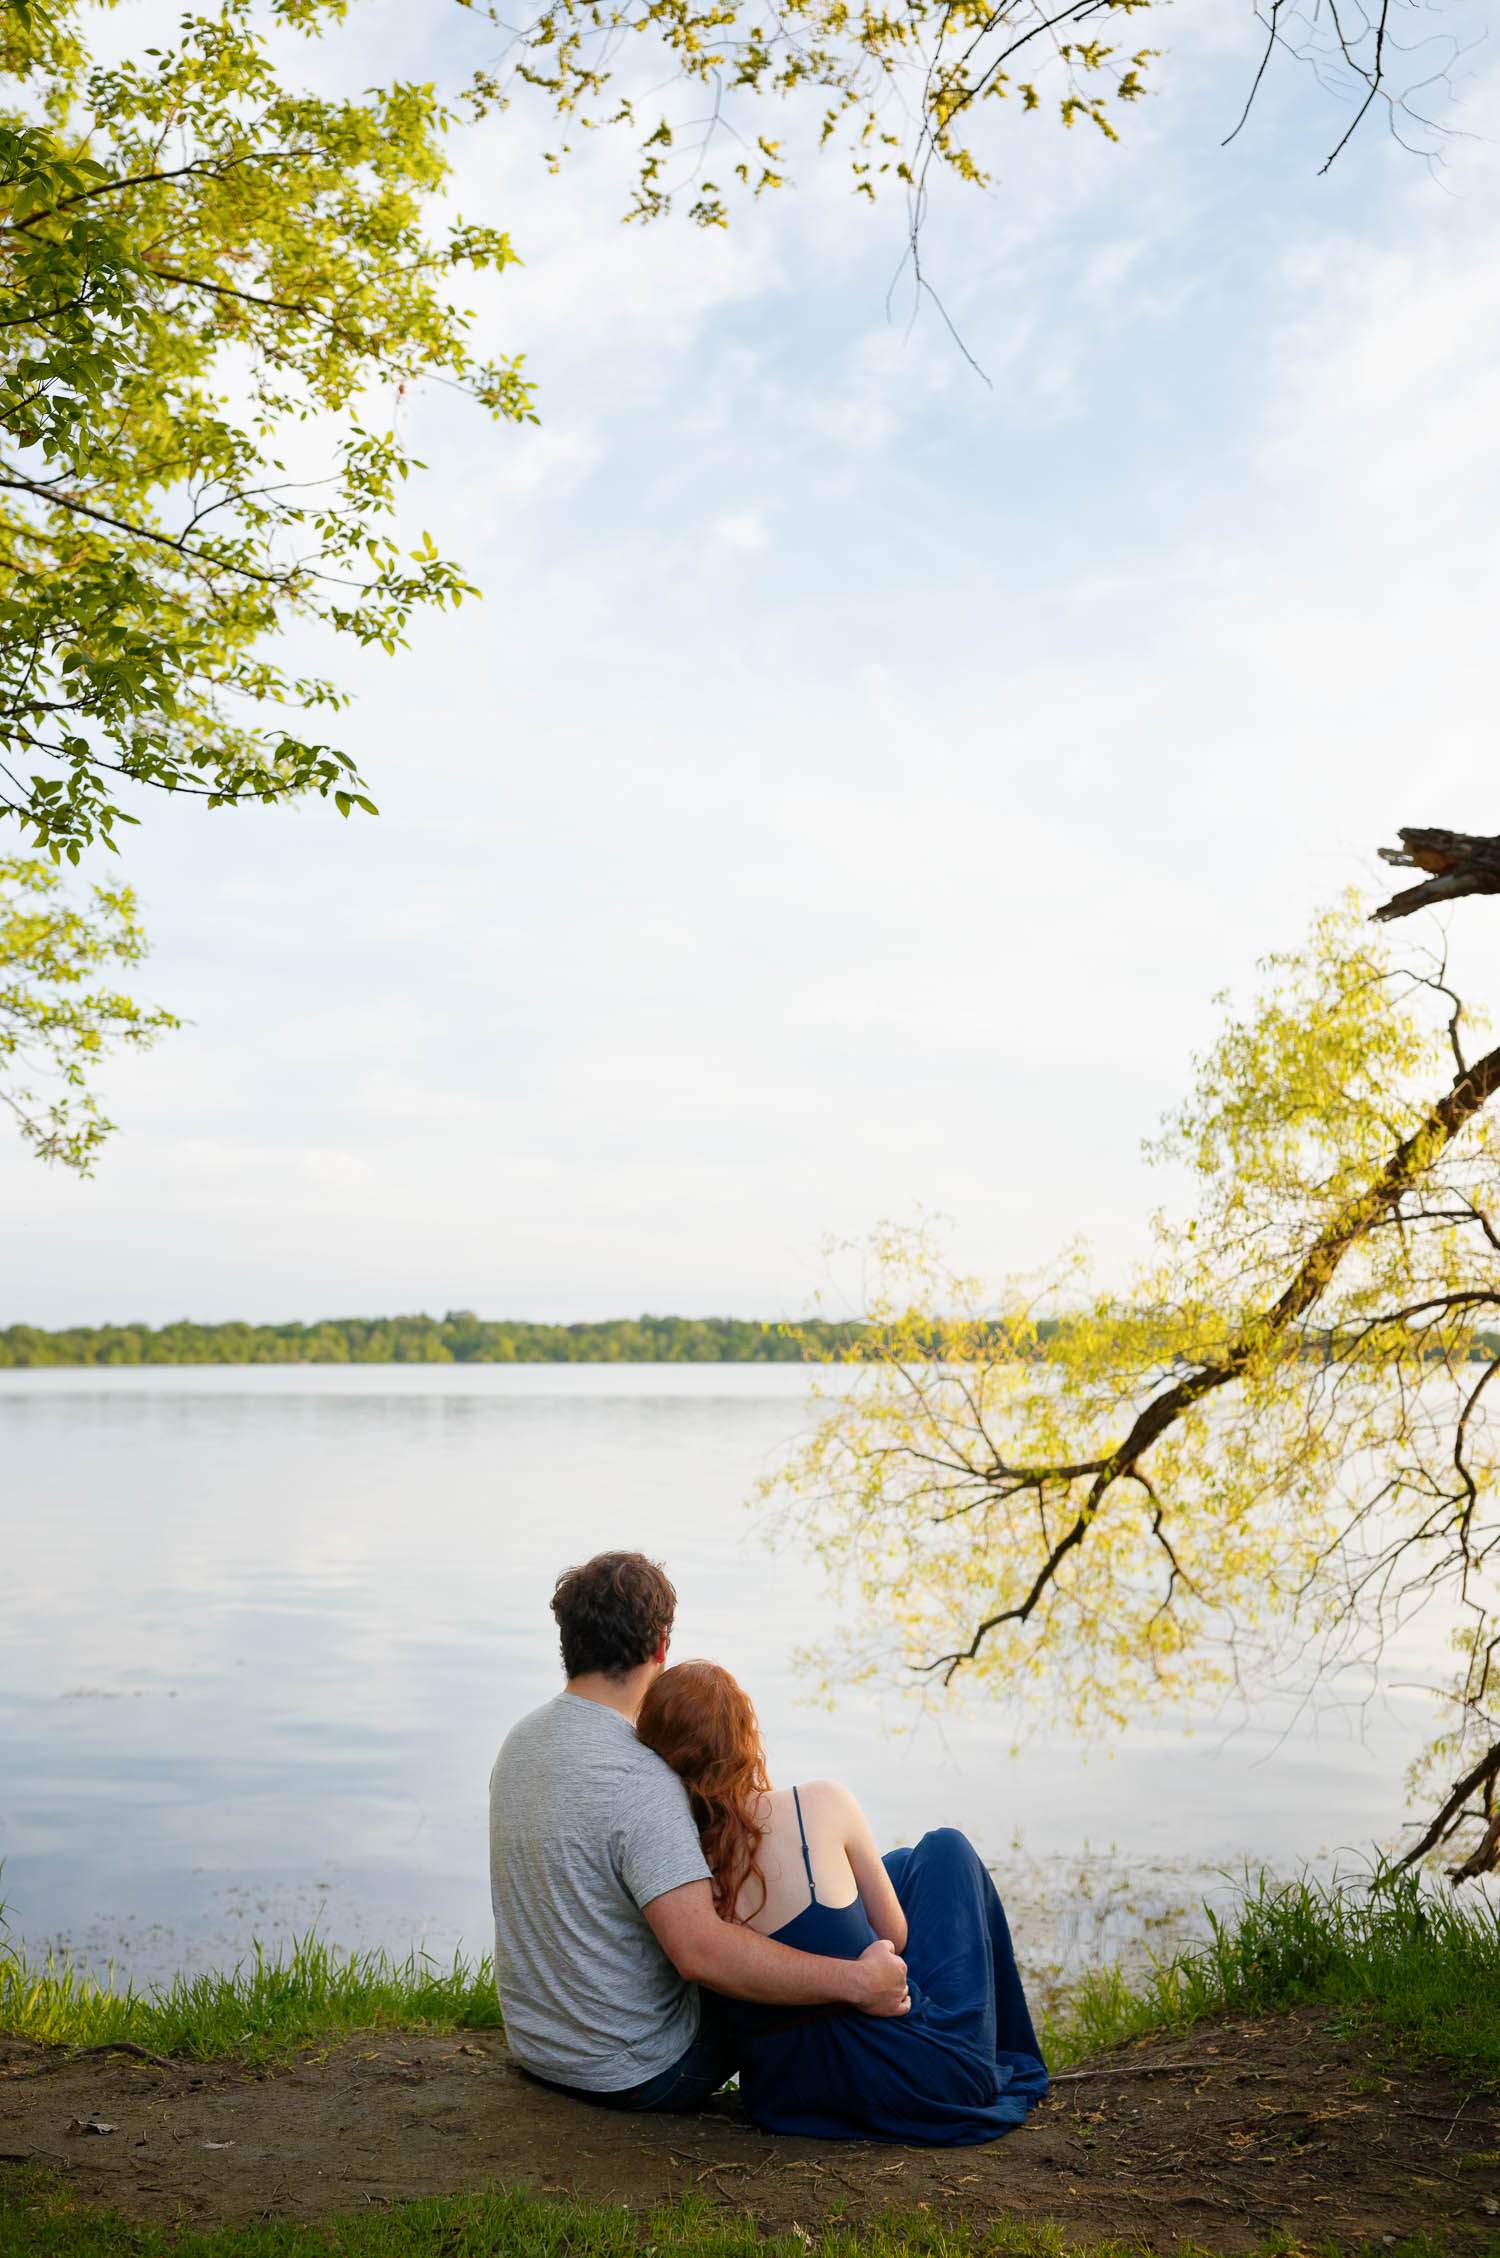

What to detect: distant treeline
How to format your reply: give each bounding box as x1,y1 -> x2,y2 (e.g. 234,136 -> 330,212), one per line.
1,1312 -> 1494,1370
0,1312 -> 877,1367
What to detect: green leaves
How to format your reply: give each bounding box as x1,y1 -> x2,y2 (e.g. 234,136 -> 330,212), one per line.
1,0 -> 535,858
0,854 -> 178,1169
464,0 -> 1164,222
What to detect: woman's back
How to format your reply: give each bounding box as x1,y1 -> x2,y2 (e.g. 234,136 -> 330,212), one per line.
736,1782 -> 880,1966
736,1781 -> 860,1935
737,1778 -> 909,1957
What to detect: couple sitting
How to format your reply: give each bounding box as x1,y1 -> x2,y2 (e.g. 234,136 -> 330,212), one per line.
488,1550 -> 1048,2145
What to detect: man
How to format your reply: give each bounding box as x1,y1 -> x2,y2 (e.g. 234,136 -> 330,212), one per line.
489,1549 -> 910,2111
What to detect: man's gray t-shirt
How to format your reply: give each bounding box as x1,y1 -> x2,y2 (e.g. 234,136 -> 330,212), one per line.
488,1692 -> 712,2090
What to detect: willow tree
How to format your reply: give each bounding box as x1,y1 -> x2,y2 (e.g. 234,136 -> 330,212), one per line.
1,0 -> 533,862
769,877 -> 1500,1881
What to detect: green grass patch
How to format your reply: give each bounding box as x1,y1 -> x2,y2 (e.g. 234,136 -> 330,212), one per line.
0,2173 -> 1486,2258
4,1866 -> 1499,2084
1046,1864 -> 1500,2088
0,1932 -> 501,2066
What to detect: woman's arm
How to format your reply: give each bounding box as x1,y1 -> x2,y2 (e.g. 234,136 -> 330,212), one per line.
644,1880 -> 910,2012
813,1780 -> 908,1952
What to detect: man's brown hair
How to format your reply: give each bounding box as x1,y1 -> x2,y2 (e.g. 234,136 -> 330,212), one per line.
550,1551 -> 677,1681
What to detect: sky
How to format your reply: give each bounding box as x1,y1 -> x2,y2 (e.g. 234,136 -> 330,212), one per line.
3,0 -> 1499,1327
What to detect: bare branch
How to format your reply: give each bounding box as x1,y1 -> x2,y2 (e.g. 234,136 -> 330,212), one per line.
1372,829 -> 1500,923
1395,1734 -> 1500,1880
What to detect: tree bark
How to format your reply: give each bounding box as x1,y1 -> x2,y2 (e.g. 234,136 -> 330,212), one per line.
1372,830 -> 1500,923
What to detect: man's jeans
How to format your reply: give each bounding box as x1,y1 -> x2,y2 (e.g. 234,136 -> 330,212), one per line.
536,1993 -> 739,2114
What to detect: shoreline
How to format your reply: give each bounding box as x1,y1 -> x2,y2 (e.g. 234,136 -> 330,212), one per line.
5,1876 -> 1498,2254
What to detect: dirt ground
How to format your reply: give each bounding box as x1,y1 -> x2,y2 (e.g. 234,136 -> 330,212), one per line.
3,2014 -> 1499,2254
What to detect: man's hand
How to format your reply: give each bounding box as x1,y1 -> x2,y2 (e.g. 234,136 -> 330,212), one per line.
849,1937 -> 911,2017
645,1879 -> 912,2014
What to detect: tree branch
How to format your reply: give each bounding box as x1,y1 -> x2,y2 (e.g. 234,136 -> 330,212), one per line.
1372,830 -> 1500,923
1395,1734 -> 1500,1881
0,473 -> 297,588
0,152 -> 313,235
924,1033 -> 1500,1681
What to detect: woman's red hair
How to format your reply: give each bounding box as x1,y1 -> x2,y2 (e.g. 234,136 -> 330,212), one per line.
636,1660 -> 770,1922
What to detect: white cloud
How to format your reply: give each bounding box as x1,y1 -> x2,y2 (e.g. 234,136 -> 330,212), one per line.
713,507 -> 772,551
477,424 -> 605,506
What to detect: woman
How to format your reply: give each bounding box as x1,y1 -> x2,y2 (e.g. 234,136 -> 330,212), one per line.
635,1658 -> 1048,2145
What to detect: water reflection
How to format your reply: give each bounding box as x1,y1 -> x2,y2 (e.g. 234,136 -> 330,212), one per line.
0,1365 -> 1452,1988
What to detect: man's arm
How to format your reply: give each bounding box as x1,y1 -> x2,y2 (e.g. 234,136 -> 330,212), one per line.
644,1880 -> 910,2014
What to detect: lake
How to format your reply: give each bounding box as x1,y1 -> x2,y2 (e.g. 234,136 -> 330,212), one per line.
0,1364 -> 1459,2004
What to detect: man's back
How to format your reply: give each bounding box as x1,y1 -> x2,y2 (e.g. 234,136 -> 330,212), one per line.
488,1690 -> 711,2090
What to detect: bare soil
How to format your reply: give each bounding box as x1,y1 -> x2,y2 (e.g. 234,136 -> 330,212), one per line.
4,2014 -> 1499,2253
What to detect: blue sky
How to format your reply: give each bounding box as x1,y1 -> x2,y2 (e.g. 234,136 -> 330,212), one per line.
3,0 -> 1498,1325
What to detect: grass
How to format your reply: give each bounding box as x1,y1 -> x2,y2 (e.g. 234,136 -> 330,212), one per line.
3,1866 -> 1498,2080
0,1931 -> 501,2066
4,1879 -> 1499,2258
0,2173 -> 1489,2258
1047,1863 -> 1500,2088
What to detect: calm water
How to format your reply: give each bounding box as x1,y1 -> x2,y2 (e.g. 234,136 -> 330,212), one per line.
0,1365 -> 1457,1997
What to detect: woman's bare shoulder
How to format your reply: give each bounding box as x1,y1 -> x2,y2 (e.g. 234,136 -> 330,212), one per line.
796,1777 -> 862,1817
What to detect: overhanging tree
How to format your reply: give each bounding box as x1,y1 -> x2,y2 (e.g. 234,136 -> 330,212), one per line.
1,0 -> 533,862
0,0 -> 1471,871
767,873 -> 1500,1882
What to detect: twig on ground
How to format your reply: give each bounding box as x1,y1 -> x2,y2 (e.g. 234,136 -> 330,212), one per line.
17,2040 -> 180,2076
1051,2060 -> 1262,2083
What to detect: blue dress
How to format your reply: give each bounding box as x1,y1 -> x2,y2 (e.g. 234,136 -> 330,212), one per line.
724,1794 -> 1049,2145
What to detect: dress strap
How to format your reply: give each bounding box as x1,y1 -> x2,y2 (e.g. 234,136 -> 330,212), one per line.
791,1784 -> 818,1905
